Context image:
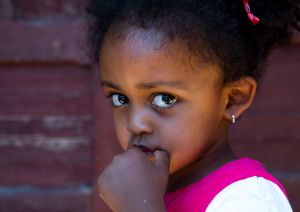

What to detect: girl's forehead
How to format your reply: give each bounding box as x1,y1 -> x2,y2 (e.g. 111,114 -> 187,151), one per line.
100,26 -> 210,74
102,26 -> 175,60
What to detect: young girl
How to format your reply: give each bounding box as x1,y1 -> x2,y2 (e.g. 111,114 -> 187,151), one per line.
86,0 -> 299,211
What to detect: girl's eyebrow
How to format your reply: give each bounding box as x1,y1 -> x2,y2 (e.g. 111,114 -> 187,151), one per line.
101,80 -> 187,90
135,81 -> 187,90
101,81 -> 120,90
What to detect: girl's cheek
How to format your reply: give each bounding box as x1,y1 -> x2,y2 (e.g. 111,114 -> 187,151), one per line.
117,129 -> 128,150
113,116 -> 129,150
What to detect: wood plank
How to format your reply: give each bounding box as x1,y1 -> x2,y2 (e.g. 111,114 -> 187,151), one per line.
0,20 -> 88,64
251,84 -> 300,113
0,185 -> 91,212
231,139 -> 300,170
0,65 -> 94,115
0,0 -> 14,19
14,0 -> 87,19
0,65 -> 92,93
230,115 -> 300,170
248,46 -> 300,112
0,135 -> 92,186
13,0 -> 57,19
266,46 -> 300,81
230,115 -> 300,141
0,115 -> 93,136
0,93 -> 93,115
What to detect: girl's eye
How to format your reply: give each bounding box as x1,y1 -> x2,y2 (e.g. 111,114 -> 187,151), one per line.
152,94 -> 177,109
111,94 -> 129,106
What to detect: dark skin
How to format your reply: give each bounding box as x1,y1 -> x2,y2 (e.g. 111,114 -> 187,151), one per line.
98,147 -> 169,211
97,26 -> 257,211
167,135 -> 237,192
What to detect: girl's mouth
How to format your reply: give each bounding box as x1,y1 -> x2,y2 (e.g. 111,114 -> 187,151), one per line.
133,144 -> 157,159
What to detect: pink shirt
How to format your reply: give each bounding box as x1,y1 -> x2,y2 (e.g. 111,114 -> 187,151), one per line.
164,158 -> 288,212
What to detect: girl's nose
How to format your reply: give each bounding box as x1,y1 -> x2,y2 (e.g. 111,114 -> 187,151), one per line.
126,106 -> 154,135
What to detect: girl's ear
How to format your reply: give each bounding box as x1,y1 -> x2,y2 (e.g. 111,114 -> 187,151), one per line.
224,77 -> 257,122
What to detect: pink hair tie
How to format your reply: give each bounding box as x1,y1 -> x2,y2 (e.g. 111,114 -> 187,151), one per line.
243,0 -> 260,25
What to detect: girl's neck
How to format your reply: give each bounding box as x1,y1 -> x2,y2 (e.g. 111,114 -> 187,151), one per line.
167,138 -> 237,192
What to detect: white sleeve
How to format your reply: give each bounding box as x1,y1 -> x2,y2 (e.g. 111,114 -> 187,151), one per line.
206,176 -> 293,212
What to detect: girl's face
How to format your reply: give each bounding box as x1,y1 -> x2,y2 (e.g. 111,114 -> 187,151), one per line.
100,27 -> 229,174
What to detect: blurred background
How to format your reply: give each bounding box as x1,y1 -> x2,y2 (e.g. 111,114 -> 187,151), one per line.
0,0 -> 299,211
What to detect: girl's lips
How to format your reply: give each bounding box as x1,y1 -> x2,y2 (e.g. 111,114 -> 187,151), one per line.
132,144 -> 159,158
138,145 -> 155,153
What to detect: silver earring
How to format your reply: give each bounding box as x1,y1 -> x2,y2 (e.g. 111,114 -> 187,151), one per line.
231,114 -> 236,124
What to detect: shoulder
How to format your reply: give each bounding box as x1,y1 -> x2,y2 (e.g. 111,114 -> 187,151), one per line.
206,176 -> 293,212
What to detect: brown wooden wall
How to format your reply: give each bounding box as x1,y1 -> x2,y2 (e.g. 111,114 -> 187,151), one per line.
0,1 -> 97,211
0,1 -> 299,211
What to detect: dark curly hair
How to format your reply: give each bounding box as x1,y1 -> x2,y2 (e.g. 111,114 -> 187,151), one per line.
85,0 -> 300,84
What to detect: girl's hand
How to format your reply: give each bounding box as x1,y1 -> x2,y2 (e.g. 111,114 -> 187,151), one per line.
97,146 -> 170,212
